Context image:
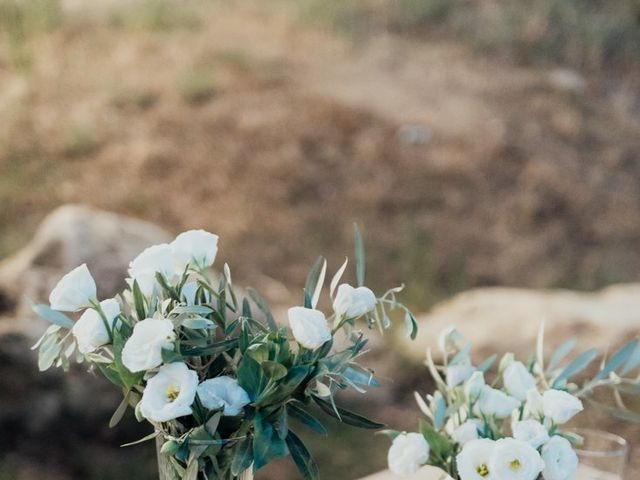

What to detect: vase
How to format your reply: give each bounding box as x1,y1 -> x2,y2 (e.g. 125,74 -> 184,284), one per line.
156,436 -> 253,480
570,428 -> 628,480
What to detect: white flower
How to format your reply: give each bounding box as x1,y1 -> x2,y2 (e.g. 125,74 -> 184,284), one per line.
128,244 -> 176,296
452,420 -> 482,446
139,362 -> 198,422
121,318 -> 175,372
489,438 -> 545,480
197,376 -> 250,416
477,386 -> 521,418
447,363 -> 475,388
542,390 -> 583,424
465,371 -> 485,401
503,361 -> 537,401
288,306 -> 332,349
49,264 -> 97,312
332,284 -> 376,319
171,229 -> 219,269
72,298 -> 121,354
456,438 -> 496,480
387,432 -> 429,476
525,388 -> 544,418
513,420 -> 550,449
541,436 -> 578,480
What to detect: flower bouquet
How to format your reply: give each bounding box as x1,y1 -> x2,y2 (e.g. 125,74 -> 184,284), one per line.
385,326 -> 640,480
33,227 -> 418,480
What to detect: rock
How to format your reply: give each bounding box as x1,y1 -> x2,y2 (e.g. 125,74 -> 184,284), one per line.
0,204 -> 171,336
402,284 -> 640,363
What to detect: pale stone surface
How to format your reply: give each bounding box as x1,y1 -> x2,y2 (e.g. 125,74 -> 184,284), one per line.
401,285 -> 640,363
0,204 -> 171,336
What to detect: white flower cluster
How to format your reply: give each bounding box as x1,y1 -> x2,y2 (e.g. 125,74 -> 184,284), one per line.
388,327 -> 585,480
45,229 -> 380,423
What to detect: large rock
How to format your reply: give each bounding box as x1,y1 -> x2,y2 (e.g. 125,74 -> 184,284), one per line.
403,285 -> 640,363
0,204 -> 171,336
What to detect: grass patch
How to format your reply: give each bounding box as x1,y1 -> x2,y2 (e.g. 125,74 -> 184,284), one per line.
176,68 -> 217,105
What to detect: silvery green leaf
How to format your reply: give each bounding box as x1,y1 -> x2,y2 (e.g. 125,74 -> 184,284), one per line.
181,317 -> 215,329
286,430 -> 319,480
597,339 -> 639,380
120,430 -> 160,447
354,223 -> 365,287
426,348 -> 446,389
553,348 -> 599,386
32,304 -> 74,329
477,354 -> 498,372
304,256 -> 327,309
433,391 -> 446,430
621,342 -> 640,376
451,344 -> 472,365
548,338 -> 578,372
404,310 -> 418,339
171,305 -> 213,316
330,257 -> 348,298
414,392 -> 433,419
247,287 -> 277,331
344,365 -> 379,387
109,391 -> 131,428
536,321 -> 545,372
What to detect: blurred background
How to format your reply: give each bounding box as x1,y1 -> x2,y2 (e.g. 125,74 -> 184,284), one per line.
0,0 -> 639,478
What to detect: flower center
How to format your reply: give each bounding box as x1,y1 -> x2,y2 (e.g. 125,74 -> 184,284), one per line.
510,459 -> 521,471
476,464 -> 490,477
166,384 -> 180,401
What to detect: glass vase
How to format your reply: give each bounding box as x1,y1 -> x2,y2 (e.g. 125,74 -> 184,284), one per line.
571,428 -> 629,480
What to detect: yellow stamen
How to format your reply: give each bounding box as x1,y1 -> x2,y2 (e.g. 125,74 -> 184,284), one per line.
510,459 -> 521,470
476,464 -> 489,477
166,384 -> 180,401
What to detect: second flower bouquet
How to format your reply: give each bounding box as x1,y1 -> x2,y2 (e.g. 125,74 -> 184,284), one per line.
33,227 -> 417,480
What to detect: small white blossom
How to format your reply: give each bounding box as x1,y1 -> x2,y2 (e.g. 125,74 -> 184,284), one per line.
171,229 -> 219,270
49,264 -> 97,312
541,436 -> 578,480
524,388 -> 544,418
489,438 -> 545,480
197,376 -> 250,416
542,389 -> 583,424
332,284 -> 376,319
512,420 -> 550,449
503,361 -> 537,401
476,385 -> 520,419
288,307 -> 332,350
457,438 -> 496,480
128,243 -> 176,296
121,318 -> 175,372
139,362 -> 198,422
452,420 -> 482,446
72,298 -> 120,354
387,432 -> 429,476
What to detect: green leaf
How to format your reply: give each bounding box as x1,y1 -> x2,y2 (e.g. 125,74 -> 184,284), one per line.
312,395 -> 384,429
287,403 -> 327,436
621,343 -> 640,376
181,338 -> 238,357
262,361 -> 288,381
237,355 -> 268,401
109,391 -> 131,428
286,430 -> 319,480
252,415 -> 289,470
548,338 -> 578,372
181,317 -> 216,330
32,304 -> 74,329
161,348 -> 183,364
231,436 -> 254,476
354,223 -> 365,287
248,288 -> 277,331
553,348 -> 599,386
597,339 -> 640,380
171,305 -> 213,316
304,256 -> 327,310
420,420 -> 451,461
330,257 -> 348,298
132,280 -> 147,320
404,310 -> 418,340
477,354 -> 497,373
120,430 -> 160,447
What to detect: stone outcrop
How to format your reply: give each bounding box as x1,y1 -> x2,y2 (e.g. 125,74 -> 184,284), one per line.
0,204 -> 171,336
403,285 -> 640,363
